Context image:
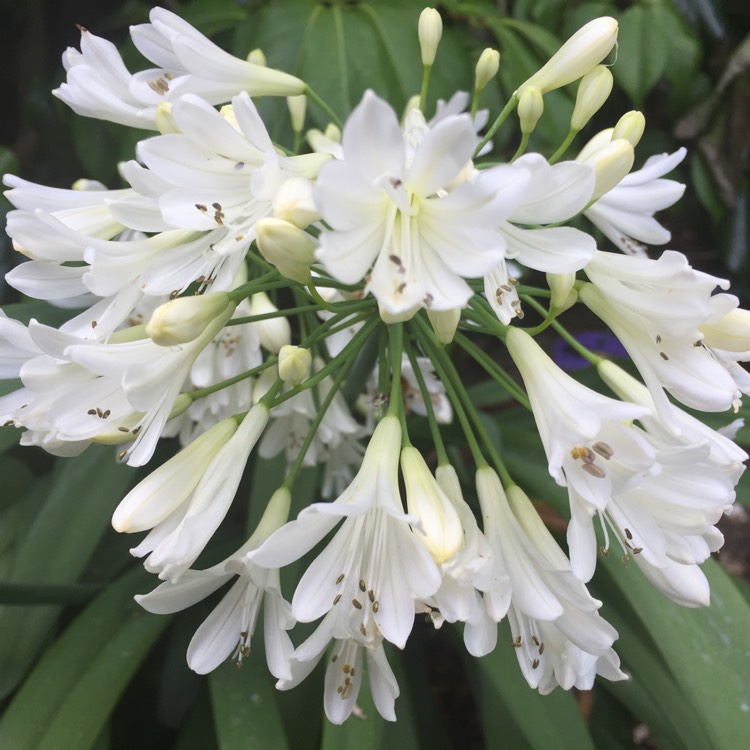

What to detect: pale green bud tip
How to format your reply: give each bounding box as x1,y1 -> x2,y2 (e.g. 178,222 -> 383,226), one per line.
427,307 -> 461,344
517,86 -> 544,135
612,110 -> 646,147
582,138 -> 634,200
146,292 -> 233,346
402,446 -> 464,564
249,487 -> 292,545
546,272 -> 578,312
278,345 -> 312,386
155,102 -> 179,134
418,7 -> 443,66
571,65 -> 613,131
272,176 -> 319,229
520,16 -> 618,95
475,48 -> 500,92
255,217 -> 316,284
287,94 -> 307,133
246,48 -> 266,66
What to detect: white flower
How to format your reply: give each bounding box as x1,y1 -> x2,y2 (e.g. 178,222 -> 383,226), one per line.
250,415 -> 441,649
580,250 -> 740,422
583,143 -> 687,256
53,8 -> 305,130
276,612 -> 400,724
131,404 -> 270,581
315,90 -> 529,320
517,17 -> 618,95
136,488 -> 294,677
477,470 -> 626,692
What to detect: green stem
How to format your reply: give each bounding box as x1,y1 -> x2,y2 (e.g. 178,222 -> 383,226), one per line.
404,330 -> 448,465
452,331 -> 531,410
549,127 -> 579,164
473,94 -> 519,159
523,295 -> 603,365
413,316 -> 486,468
282,340 -> 359,490
270,316 -> 379,408
419,64 -> 433,112
386,323 -> 407,443
511,132 -> 530,162
227,271 -> 279,301
305,84 -> 343,129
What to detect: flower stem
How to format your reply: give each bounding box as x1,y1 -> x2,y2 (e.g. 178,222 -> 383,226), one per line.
473,94 -> 519,159
404,331 -> 448,465
549,127 -> 578,164
304,85 -> 342,129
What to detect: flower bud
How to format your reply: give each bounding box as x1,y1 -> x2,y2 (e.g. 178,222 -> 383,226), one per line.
519,17 -> 618,95
571,65 -> 613,131
700,307 -> 750,352
580,138 -> 634,200
245,487 -> 292,548
272,176 -> 319,228
612,110 -> 646,147
146,292 -> 234,347
112,418 -> 239,533
418,8 -> 443,66
547,272 -> 577,312
427,307 -> 461,344
517,85 -> 544,135
402,446 -> 463,564
249,291 -> 291,352
278,344 -> 312,386
155,102 -> 179,134
287,94 -> 307,133
475,48 -> 500,92
246,48 -> 266,66
255,217 -> 316,283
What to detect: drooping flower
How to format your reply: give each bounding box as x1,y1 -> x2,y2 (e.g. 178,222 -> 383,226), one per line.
249,415 -> 441,649
136,488 -> 295,678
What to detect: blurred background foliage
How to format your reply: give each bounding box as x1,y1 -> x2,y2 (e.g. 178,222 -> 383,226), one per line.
0,1 -> 749,748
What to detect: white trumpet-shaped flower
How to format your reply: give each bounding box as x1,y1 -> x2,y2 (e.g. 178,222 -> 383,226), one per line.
249,415 -> 441,649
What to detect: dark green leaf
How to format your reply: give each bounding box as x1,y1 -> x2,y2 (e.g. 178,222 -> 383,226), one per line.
210,661 -> 290,750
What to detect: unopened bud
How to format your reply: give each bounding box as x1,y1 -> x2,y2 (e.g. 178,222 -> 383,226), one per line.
246,48 -> 266,66
700,307 -> 750,352
155,102 -> 179,134
475,48 -> 500,92
427,308 -> 461,344
571,65 -> 613,131
519,17 -> 618,95
402,446 -> 463,564
547,272 -> 578,312
418,8 -> 443,66
287,95 -> 307,133
612,110 -> 646,147
272,176 -> 319,228
278,344 -> 312,386
249,291 -> 291,353
256,218 -> 316,283
146,292 -> 234,347
580,138 -> 634,200
517,86 -> 544,135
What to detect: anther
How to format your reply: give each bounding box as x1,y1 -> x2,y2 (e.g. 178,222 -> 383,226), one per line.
352,599 -> 363,610
593,442 -> 614,459
581,462 -> 606,478
336,573 -> 345,584
333,594 -> 342,605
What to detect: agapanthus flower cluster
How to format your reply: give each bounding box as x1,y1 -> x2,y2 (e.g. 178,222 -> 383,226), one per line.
2,7 -> 747,725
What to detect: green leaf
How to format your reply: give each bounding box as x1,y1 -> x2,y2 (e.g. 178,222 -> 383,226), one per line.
210,661 -> 290,750
0,446 -> 134,698
614,5 -> 671,107
0,566 -> 169,750
476,620 -> 596,749
596,558 -> 750,748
